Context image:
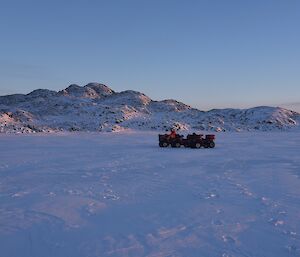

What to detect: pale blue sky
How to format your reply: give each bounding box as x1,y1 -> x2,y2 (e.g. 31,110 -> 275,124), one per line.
0,0 -> 299,111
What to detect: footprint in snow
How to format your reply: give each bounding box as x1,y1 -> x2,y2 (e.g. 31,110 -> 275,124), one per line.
234,183 -> 255,198
216,208 -> 224,214
47,192 -> 56,197
212,219 -> 223,226
261,196 -> 272,205
11,191 -> 29,198
286,245 -> 300,255
278,210 -> 287,216
222,235 -> 236,244
205,193 -> 219,199
282,230 -> 298,239
268,218 -> 284,226
103,189 -> 120,200
196,191 -> 220,200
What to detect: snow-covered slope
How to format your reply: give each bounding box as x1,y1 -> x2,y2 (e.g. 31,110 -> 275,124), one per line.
0,83 -> 299,133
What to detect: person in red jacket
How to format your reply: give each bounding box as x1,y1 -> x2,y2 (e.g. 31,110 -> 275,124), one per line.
169,128 -> 177,139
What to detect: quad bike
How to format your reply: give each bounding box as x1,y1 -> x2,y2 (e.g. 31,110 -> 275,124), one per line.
159,133 -> 215,148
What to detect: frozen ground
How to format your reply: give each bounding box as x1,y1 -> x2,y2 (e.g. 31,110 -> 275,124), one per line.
0,132 -> 299,257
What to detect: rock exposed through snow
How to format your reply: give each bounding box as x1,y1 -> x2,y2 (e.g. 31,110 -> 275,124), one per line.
0,83 -> 299,133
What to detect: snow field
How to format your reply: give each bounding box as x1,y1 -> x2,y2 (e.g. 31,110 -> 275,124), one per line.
0,132 -> 299,257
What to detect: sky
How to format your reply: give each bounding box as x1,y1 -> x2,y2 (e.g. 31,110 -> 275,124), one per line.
0,0 -> 299,111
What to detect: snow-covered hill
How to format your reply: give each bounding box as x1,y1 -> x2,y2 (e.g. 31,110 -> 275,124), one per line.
0,83 -> 299,133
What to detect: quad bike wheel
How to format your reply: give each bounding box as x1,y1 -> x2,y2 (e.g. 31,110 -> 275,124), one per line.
162,142 -> 169,147
175,143 -> 181,148
209,141 -> 215,148
195,143 -> 201,148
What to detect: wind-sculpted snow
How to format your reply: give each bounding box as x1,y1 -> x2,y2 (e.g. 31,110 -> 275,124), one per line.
0,83 -> 299,133
0,132 -> 299,257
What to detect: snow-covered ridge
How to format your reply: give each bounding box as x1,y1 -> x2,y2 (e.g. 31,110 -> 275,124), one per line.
0,83 -> 299,133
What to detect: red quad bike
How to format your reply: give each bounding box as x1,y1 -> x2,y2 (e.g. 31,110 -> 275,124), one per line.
158,134 -> 185,148
159,133 -> 215,149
